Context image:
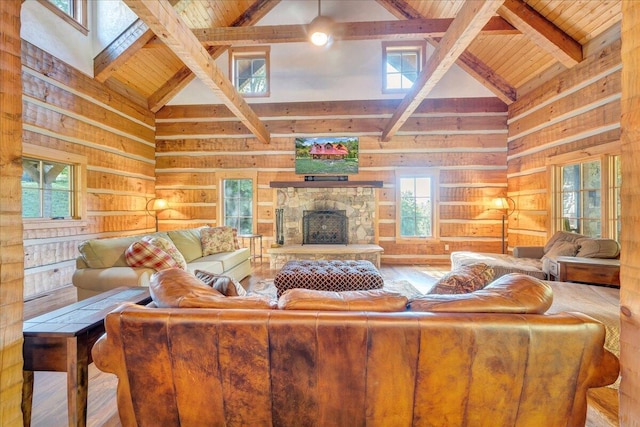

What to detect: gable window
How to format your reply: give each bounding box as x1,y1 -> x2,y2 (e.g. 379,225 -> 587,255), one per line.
383,41 -> 426,93
550,149 -> 620,240
230,47 -> 270,97
219,172 -> 257,235
22,143 -> 87,222
38,0 -> 88,35
396,171 -> 438,239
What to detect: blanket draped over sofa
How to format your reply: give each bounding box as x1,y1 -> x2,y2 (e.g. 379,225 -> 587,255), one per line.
92,270 -> 619,427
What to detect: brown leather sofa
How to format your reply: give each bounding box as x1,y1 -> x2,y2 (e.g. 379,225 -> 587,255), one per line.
92,269 -> 619,426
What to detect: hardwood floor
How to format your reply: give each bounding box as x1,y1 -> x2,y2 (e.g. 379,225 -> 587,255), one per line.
25,264 -> 619,426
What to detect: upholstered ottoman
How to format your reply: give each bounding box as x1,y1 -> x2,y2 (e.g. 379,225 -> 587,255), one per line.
274,260 -> 384,297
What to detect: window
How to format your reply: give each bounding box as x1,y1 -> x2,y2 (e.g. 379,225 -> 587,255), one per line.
219,172 -> 257,235
396,171 -> 437,239
22,143 -> 86,221
383,42 -> 426,93
229,47 -> 270,97
38,0 -> 88,35
550,149 -> 620,240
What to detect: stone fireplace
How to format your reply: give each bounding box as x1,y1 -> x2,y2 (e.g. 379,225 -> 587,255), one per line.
303,210 -> 348,245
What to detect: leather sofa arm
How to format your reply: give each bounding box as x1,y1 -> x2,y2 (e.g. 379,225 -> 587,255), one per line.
513,246 -> 544,259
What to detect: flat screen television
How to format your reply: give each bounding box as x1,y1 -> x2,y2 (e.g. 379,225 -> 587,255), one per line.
295,136 -> 359,175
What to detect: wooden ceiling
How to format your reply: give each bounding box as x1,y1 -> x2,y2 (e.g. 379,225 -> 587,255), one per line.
97,0 -> 621,141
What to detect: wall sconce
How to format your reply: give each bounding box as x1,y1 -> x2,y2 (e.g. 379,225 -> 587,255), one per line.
146,197 -> 168,232
493,197 -> 516,254
308,0 -> 333,46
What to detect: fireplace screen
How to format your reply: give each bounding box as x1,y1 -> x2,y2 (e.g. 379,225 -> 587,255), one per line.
303,210 -> 348,245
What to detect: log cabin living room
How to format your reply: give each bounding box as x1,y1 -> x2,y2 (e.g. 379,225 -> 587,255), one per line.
2,0 -> 640,426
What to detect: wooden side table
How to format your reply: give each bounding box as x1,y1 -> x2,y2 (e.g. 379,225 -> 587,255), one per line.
239,233 -> 263,264
22,287 -> 151,427
550,256 -> 620,287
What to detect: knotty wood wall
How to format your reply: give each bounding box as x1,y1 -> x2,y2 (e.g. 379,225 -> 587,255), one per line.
0,1 -> 24,423
620,0 -> 640,421
156,97 -> 508,264
506,40 -> 621,248
21,41 -> 156,300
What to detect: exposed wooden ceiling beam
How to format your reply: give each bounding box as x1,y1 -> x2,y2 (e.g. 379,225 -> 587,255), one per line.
381,0 -> 505,141
122,0 -> 270,144
376,0 -> 516,104
193,17 -> 517,45
498,0 -> 582,67
148,0 -> 280,113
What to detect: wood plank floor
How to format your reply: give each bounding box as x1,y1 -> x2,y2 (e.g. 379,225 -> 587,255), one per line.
24,264 -> 619,426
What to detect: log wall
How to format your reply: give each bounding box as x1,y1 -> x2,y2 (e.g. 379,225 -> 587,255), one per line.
506,41 -> 622,248
0,1 -> 24,424
21,41 -> 155,299
620,0 -> 640,422
156,98 -> 508,265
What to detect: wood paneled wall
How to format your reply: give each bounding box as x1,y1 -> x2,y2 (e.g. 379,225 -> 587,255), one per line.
620,0 -> 640,422
0,2 -> 24,424
156,97 -> 508,264
21,41 -> 155,300
506,41 -> 621,248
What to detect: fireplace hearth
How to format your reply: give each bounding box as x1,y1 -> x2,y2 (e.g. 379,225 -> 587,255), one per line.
303,210 -> 348,245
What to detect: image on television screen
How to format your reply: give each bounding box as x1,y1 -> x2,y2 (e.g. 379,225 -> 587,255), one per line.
295,136 -> 359,175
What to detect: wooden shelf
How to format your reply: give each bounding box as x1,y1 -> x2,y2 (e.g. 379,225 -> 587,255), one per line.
270,180 -> 383,188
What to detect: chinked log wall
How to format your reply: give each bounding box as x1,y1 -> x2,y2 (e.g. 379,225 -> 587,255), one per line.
507,40 -> 621,248
156,98 -> 508,265
21,41 -> 156,299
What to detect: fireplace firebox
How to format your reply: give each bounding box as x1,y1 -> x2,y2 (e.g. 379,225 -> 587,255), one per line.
302,210 -> 348,245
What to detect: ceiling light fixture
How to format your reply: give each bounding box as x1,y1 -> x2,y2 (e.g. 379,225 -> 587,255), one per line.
308,0 -> 333,47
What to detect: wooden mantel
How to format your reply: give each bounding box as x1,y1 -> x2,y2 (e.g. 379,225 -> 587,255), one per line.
269,181 -> 383,188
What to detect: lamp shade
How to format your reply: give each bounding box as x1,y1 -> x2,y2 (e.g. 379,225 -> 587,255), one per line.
494,197 -> 510,210
308,15 -> 333,46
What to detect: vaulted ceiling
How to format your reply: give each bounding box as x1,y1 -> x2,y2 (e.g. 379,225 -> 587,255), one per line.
95,0 -> 621,142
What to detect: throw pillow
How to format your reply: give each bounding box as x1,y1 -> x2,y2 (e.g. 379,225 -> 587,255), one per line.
125,240 -> 179,271
201,226 -> 236,255
428,263 -> 495,295
541,240 -> 579,274
194,269 -> 247,296
575,238 -> 620,259
278,288 -> 408,312
142,236 -> 187,270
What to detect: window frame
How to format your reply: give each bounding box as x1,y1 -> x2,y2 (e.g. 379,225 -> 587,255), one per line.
217,170 -> 258,234
22,143 -> 87,228
382,41 -> 426,94
37,0 -> 88,35
547,142 -> 621,241
395,169 -> 439,242
229,46 -> 271,98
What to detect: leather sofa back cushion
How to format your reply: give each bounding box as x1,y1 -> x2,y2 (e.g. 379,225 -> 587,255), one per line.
78,232 -> 170,268
150,268 -> 276,309
409,273 -> 553,314
278,288 -> 408,311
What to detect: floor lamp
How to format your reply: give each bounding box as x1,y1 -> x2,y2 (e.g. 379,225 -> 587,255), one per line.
494,197 -> 515,254
146,198 -> 168,232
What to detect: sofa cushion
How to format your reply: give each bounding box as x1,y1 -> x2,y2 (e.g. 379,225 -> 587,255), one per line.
193,248 -> 250,272
278,288 -> 408,311
194,269 -> 247,296
150,269 -> 276,309
78,232 -> 170,268
143,236 -> 187,270
167,227 -> 207,263
543,231 -> 585,254
125,240 -> 180,271
201,227 -> 237,255
409,274 -> 553,314
576,238 -> 620,259
428,263 -> 494,295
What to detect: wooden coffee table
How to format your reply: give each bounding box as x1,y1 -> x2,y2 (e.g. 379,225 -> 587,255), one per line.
22,287 -> 152,427
551,256 -> 620,287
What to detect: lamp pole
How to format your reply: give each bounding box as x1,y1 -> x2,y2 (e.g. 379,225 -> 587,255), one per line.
501,212 -> 506,254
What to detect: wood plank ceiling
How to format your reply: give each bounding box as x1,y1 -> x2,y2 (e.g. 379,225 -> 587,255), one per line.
95,0 -> 622,141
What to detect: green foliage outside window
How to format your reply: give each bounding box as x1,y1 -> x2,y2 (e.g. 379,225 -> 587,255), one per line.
223,179 -> 253,234
22,157 -> 73,218
49,0 -> 72,15
399,177 -> 432,237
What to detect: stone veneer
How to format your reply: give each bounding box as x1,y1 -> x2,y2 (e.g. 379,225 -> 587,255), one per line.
276,187 -> 377,245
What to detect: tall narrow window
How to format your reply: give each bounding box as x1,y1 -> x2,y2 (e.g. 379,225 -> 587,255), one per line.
608,155 -> 621,241
38,0 -> 88,34
230,47 -> 270,97
223,178 -> 254,234
383,42 -> 425,93
397,174 -> 436,238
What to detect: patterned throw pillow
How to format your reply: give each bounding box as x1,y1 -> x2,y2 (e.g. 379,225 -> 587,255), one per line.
194,269 -> 247,296
428,263 -> 495,295
201,226 -> 237,255
125,240 -> 179,271
142,236 -> 187,270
